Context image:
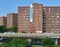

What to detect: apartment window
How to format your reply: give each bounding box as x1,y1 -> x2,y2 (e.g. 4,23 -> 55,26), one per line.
52,29 -> 54,30
26,23 -> 28,25
48,16 -> 51,20
56,29 -> 59,30
52,21 -> 54,23
57,13 -> 59,15
52,27 -> 54,29
52,24 -> 54,29
25,8 -> 28,10
44,15 -> 46,17
56,18 -> 59,21
57,16 -> 59,18
44,12 -> 46,15
43,19 -> 46,21
44,26 -> 46,28
26,24 -> 28,26
52,16 -> 54,20
44,8 -> 46,10
26,13 -> 29,15
57,21 -> 59,23
26,15 -> 28,16
38,28 -> 40,31
44,15 -> 46,19
39,14 -> 41,16
25,17 -> 28,20
56,24 -> 59,29
48,26 -> 50,28
52,24 -> 54,25
49,24 -> 50,25
43,29 -> 46,32
48,18 -> 50,20
44,21 -> 46,23
23,16 -> 25,17
44,24 -> 46,26
26,17 -> 29,19
44,16 -> 46,21
26,21 -> 28,22
26,23 -> 28,26
52,16 -> 54,17
26,25 -> 28,27
24,11 -> 27,12
26,30 -> 28,32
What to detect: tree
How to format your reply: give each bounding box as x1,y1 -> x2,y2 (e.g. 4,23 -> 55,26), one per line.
1,42 -> 10,47
10,38 -> 30,47
8,26 -> 17,33
0,26 -> 8,33
42,37 -> 55,47
1,38 -> 30,47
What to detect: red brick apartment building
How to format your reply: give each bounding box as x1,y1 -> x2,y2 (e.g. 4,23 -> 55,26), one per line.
18,3 -> 60,33
30,22 -> 35,33
7,13 -> 17,28
18,7 -> 30,33
31,3 -> 43,33
0,3 -> 60,33
44,6 -> 60,33
0,17 -> 7,27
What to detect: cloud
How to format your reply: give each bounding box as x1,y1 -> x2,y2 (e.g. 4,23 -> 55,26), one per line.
30,19 -> 33,22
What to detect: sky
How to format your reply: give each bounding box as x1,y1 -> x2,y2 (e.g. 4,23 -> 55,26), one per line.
0,0 -> 60,16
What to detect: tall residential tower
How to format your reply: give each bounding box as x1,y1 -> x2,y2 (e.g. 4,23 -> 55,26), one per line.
18,7 -> 30,33
30,3 -> 43,33
0,17 -> 7,27
7,13 -> 17,28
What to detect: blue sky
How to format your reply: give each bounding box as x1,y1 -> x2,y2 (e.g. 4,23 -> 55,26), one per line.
0,0 -> 60,16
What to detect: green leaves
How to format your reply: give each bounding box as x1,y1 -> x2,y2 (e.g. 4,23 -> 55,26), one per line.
42,37 -> 55,46
8,26 -> 17,33
11,38 -> 29,45
0,26 -> 8,33
1,38 -> 30,47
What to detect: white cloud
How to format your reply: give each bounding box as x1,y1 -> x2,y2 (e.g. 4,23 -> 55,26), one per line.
30,19 -> 33,22
30,4 -> 33,8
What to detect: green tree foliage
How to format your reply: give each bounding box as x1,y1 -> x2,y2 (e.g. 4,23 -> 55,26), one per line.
8,26 -> 17,33
1,42 -> 9,47
42,37 -> 55,46
1,38 -> 30,47
10,38 -> 29,47
0,26 -> 8,33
